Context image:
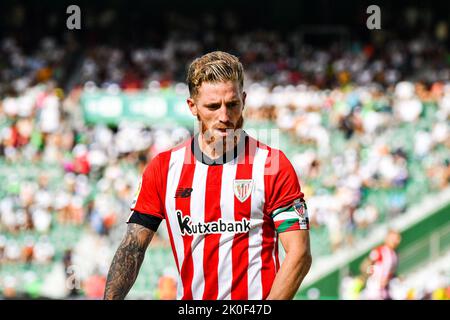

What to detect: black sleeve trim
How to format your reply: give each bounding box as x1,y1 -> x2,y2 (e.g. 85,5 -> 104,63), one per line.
127,210 -> 162,232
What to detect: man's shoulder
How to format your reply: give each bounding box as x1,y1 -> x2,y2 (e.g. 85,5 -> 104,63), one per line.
151,138 -> 192,163
247,134 -> 282,156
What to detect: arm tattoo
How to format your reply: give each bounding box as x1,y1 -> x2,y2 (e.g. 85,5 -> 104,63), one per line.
104,223 -> 154,299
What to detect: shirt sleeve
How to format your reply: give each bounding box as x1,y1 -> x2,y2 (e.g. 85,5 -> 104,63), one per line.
266,150 -> 309,233
130,154 -> 165,220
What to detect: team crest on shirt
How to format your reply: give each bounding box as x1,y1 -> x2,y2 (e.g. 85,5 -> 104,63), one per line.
233,179 -> 253,203
293,198 -> 309,230
293,199 -> 307,216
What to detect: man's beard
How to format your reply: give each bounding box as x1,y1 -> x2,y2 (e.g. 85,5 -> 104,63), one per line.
198,115 -> 244,152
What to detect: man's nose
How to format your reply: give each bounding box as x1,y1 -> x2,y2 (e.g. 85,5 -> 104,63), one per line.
218,103 -> 230,123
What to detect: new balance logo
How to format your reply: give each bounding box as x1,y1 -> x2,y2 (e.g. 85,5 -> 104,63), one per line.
176,210 -> 251,236
175,187 -> 193,198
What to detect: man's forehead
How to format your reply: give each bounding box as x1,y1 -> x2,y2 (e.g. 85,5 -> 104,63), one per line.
196,81 -> 242,102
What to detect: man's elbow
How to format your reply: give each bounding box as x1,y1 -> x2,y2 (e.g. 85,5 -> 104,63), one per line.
301,250 -> 312,271
292,248 -> 312,271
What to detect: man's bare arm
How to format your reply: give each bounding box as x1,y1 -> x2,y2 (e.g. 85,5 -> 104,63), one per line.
104,223 -> 154,299
266,230 -> 312,300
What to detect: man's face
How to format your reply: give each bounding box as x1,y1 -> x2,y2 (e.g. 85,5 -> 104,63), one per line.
187,80 -> 246,146
387,232 -> 401,249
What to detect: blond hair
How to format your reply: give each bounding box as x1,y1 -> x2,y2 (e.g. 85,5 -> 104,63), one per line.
186,51 -> 244,98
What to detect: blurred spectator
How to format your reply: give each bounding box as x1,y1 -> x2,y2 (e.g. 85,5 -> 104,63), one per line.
360,230 -> 402,300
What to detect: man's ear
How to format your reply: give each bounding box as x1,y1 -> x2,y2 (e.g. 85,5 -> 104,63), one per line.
187,97 -> 197,117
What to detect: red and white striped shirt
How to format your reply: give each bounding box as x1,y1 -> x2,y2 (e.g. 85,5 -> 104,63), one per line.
131,132 -> 309,300
369,244 -> 399,284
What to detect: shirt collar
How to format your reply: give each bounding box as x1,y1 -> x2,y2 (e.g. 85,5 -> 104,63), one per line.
191,130 -> 248,165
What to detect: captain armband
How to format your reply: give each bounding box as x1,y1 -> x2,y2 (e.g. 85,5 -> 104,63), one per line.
271,198 -> 310,233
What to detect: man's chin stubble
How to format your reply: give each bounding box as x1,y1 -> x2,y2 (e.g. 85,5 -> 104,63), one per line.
198,115 -> 244,148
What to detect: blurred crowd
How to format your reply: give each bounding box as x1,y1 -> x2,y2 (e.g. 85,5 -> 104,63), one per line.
0,26 -> 449,299
245,80 -> 450,251
77,29 -> 450,90
0,37 -> 187,297
0,80 -> 184,298
341,251 -> 450,300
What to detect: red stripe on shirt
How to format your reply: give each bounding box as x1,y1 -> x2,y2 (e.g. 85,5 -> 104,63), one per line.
261,213 -> 276,298
275,236 -> 280,272
202,165 -> 223,300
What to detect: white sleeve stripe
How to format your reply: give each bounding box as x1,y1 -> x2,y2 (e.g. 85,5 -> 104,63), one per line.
271,205 -> 295,218
272,210 -> 299,222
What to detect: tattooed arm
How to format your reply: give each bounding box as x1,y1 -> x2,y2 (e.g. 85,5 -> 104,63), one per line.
104,223 -> 154,299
